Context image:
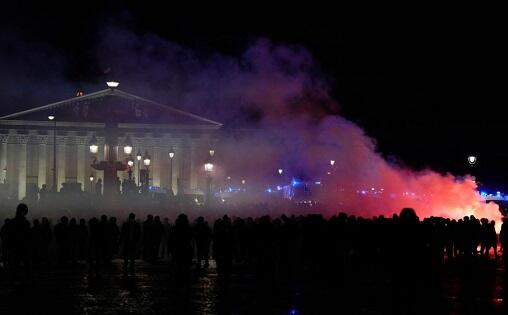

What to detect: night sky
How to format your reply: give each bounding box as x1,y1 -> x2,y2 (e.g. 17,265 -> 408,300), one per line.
1,3 -> 505,189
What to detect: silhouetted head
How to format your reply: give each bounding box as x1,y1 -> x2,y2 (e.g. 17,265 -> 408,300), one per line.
154,216 -> 160,223
399,208 -> 418,224
70,218 -> 77,225
79,218 -> 86,225
16,203 -> 28,217
109,217 -> 117,224
101,215 -> 108,222
60,216 -> 68,224
129,213 -> 136,221
196,216 -> 204,224
176,213 -> 188,226
147,214 -> 153,221
33,219 -> 40,226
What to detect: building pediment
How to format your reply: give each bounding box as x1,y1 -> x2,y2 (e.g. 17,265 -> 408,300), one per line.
0,85 -> 222,127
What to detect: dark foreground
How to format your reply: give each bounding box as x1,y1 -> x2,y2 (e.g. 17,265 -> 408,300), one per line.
1,258 -> 507,315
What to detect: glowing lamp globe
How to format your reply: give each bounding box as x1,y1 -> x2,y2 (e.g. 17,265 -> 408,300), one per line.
169,151 -> 175,159
468,155 -> 477,165
48,115 -> 55,121
241,179 -> 246,185
89,175 -> 94,182
209,149 -> 215,157
136,150 -> 142,161
127,160 -> 134,167
330,160 -> 335,166
278,168 -> 283,175
106,81 -> 119,88
204,162 -> 214,172
124,145 -> 133,155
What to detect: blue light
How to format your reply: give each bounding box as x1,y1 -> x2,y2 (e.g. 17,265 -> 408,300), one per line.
277,185 -> 282,191
266,188 -> 272,193
315,181 -> 321,185
497,191 -> 502,196
291,178 -> 301,186
289,309 -> 299,315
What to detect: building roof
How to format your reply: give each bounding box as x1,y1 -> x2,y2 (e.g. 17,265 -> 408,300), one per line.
0,85 -> 222,127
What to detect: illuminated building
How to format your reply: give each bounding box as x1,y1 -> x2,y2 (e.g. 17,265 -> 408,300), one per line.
0,82 -> 221,200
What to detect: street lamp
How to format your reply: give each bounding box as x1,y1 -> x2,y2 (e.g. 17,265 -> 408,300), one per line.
204,161 -> 214,204
48,115 -> 57,192
143,152 -> 151,167
123,135 -> 133,155
204,162 -> 214,172
169,147 -> 175,194
209,149 -> 215,157
127,155 -> 134,180
468,155 -> 477,166
143,151 -> 151,187
330,160 -> 335,166
136,150 -> 142,186
89,135 -> 98,154
89,173 -> 94,192
278,168 -> 283,175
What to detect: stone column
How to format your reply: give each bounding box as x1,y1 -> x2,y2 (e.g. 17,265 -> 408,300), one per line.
57,137 -> 66,191
18,139 -> 28,200
190,141 -> 197,189
152,143 -> 161,187
77,137 -> 86,190
38,139 -> 47,189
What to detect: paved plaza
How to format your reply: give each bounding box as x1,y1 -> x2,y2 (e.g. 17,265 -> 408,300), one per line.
1,258 -> 508,314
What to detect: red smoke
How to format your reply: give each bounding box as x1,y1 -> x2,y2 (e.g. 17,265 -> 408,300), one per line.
86,31 -> 508,225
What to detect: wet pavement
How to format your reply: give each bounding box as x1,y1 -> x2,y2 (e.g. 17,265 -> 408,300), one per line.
1,258 -> 508,314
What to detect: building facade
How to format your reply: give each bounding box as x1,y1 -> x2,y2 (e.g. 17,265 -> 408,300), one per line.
0,83 -> 221,200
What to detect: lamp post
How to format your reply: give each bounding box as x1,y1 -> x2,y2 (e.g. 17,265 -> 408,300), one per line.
123,135 -> 133,155
48,115 -> 57,192
136,150 -> 142,187
89,173 -> 94,193
169,148 -> 175,195
127,155 -> 134,180
204,161 -> 214,204
143,151 -> 151,187
468,155 -> 477,166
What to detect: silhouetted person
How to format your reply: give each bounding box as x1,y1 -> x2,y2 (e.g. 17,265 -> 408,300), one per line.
107,217 -> 120,263
152,216 -> 164,261
77,218 -> 88,260
171,214 -> 193,289
160,218 -> 171,259
499,218 -> 508,267
87,217 -> 101,277
40,217 -> 52,263
31,219 -> 42,266
7,203 -> 32,280
120,213 -> 141,275
69,218 -> 79,264
54,216 -> 70,265
194,216 -> 212,269
98,215 -> 110,266
0,218 -> 11,271
142,214 -> 154,261
213,215 -> 234,280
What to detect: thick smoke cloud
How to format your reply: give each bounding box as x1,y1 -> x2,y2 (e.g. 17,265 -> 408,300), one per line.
0,26 -> 500,224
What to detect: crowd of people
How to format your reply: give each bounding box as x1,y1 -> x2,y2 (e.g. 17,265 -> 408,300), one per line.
0,203 -> 507,286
